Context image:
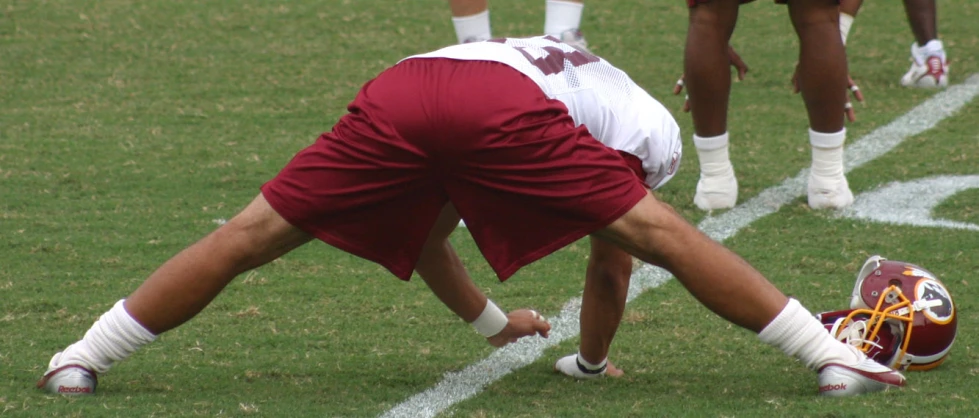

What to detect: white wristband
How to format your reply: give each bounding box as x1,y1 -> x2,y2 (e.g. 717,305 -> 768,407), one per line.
471,299 -> 508,337
840,13 -> 854,46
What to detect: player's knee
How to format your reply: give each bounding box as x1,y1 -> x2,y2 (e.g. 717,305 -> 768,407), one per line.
788,0 -> 840,29
688,1 -> 738,31
587,260 -> 631,290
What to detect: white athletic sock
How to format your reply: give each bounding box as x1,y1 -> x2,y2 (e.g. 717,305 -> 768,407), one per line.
809,129 -> 845,179
452,10 -> 492,44
544,0 -> 584,36
693,133 -> 732,177
919,39 -> 946,59
839,13 -> 854,45
49,299 -> 157,374
577,352 -> 607,371
758,299 -> 860,370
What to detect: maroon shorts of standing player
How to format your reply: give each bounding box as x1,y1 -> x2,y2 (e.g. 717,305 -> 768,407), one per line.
261,58 -> 648,281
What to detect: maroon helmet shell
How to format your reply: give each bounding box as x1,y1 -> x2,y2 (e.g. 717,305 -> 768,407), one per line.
842,256 -> 957,371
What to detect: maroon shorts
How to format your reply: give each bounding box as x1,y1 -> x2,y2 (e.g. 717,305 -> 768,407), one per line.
261,58 -> 648,281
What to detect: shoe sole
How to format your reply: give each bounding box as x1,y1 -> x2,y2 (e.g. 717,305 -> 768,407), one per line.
818,363 -> 905,397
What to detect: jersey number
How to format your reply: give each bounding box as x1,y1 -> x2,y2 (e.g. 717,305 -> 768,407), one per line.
492,37 -> 600,75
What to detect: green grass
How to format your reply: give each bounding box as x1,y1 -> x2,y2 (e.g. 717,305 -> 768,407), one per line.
2,0 -> 978,416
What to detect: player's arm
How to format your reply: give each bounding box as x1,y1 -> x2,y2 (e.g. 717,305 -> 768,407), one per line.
415,204 -> 550,347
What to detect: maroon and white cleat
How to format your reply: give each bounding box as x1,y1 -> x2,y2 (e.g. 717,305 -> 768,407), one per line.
818,358 -> 905,397
37,365 -> 98,395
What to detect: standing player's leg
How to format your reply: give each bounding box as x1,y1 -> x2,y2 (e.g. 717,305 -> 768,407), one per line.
787,0 -> 854,210
684,0 -> 740,211
37,194 -> 313,392
449,0 -> 493,44
544,0 -> 590,52
900,0 -> 947,88
595,193 -> 906,396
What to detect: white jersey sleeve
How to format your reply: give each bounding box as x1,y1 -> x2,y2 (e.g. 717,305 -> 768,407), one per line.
403,36 -> 682,190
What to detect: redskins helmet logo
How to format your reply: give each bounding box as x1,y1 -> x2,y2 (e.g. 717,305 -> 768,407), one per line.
915,278 -> 954,323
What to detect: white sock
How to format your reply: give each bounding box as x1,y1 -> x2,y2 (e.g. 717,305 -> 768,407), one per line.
809,128 -> 845,179
452,10 -> 492,44
577,352 -> 607,371
919,39 -> 946,60
758,299 -> 860,370
839,13 -> 854,45
544,0 -> 584,36
49,299 -> 157,374
693,133 -> 732,177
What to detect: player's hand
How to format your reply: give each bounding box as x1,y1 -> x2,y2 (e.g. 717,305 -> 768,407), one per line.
674,45 -> 749,113
792,66 -> 864,122
486,309 -> 550,347
554,354 -> 625,378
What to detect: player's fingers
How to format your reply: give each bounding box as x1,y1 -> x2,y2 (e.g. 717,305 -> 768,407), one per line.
727,45 -> 749,80
682,95 -> 691,113
850,83 -> 864,102
532,310 -> 551,337
845,102 -> 856,123
673,76 -> 685,95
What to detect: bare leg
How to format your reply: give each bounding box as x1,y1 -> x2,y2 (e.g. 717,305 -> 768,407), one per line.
685,0 -> 740,137
39,193 -> 312,380
903,0 -> 938,45
593,194 -> 908,392
789,0 -> 847,133
839,0 -> 864,17
595,194 -> 786,331
578,236 -> 631,365
448,0 -> 488,17
685,1 -> 741,210
126,194 -> 313,334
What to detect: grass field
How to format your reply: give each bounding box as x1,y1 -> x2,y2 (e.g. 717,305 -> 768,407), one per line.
2,0 -> 978,416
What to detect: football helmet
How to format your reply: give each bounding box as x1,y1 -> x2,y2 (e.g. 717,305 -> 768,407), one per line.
816,255 -> 956,371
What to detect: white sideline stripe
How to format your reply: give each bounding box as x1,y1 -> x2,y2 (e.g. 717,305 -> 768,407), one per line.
380,74 -> 979,418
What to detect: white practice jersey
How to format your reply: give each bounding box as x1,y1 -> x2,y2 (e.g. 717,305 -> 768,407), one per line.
404,36 -> 682,190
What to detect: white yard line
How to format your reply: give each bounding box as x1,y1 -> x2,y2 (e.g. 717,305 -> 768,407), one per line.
381,74 -> 979,418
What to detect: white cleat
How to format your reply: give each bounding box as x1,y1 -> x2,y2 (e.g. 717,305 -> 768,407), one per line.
554,354 -> 606,379
901,55 -> 949,88
818,357 -> 906,397
900,42 -> 949,88
559,29 -> 591,53
808,173 -> 854,209
694,171 -> 738,210
36,365 -> 98,395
